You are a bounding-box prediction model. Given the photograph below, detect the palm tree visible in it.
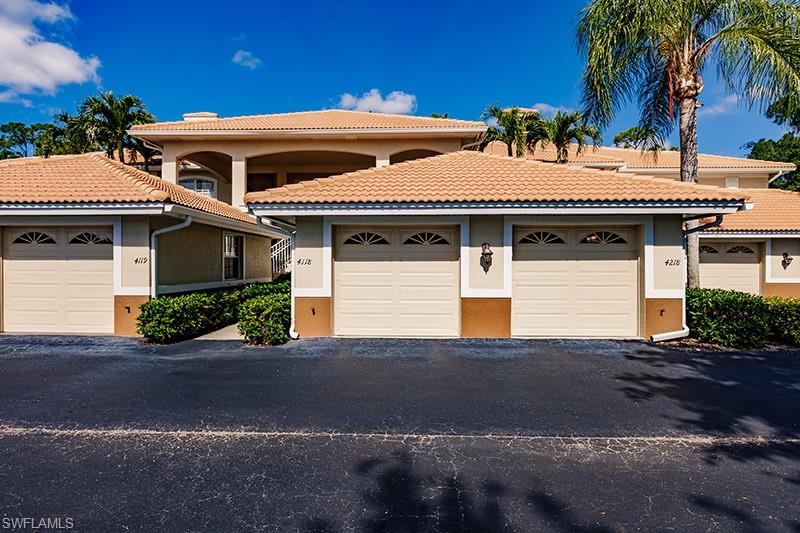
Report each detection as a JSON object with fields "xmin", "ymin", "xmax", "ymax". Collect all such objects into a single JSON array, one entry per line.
[
  {"xmin": 577, "ymin": 0, "xmax": 800, "ymax": 287},
  {"xmin": 531, "ymin": 111, "xmax": 602, "ymax": 163},
  {"xmin": 479, "ymin": 105, "xmax": 543, "ymax": 157},
  {"xmin": 79, "ymin": 91, "xmax": 154, "ymax": 163}
]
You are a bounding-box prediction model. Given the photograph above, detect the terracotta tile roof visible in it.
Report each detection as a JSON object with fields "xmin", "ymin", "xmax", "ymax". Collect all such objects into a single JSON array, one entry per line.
[
  {"xmin": 482, "ymin": 141, "xmax": 625, "ymax": 164},
  {"xmin": 707, "ymin": 188, "xmax": 800, "ymax": 232},
  {"xmin": 131, "ymin": 109, "xmax": 487, "ymax": 132},
  {"xmin": 245, "ymin": 150, "xmax": 748, "ymax": 205},
  {"xmin": 581, "ymin": 146, "xmax": 795, "ymax": 170},
  {"xmin": 0, "ymin": 153, "xmax": 254, "ymax": 223},
  {"xmin": 484, "ymin": 141, "xmax": 794, "ymax": 170}
]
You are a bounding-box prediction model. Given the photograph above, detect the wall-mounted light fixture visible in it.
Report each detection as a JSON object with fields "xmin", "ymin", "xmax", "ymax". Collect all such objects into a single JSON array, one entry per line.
[
  {"xmin": 480, "ymin": 242, "xmax": 493, "ymax": 272},
  {"xmin": 782, "ymin": 252, "xmax": 794, "ymax": 270}
]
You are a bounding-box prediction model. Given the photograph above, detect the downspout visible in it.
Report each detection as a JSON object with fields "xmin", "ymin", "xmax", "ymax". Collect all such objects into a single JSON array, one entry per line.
[
  {"xmin": 150, "ymin": 215, "xmax": 192, "ymax": 298},
  {"xmin": 651, "ymin": 215, "xmax": 725, "ymax": 342},
  {"xmin": 256, "ymin": 216, "xmax": 299, "ymax": 340}
]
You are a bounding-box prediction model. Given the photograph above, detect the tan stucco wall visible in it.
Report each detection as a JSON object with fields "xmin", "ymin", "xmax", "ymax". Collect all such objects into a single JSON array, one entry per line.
[
  {"xmin": 468, "ymin": 215, "xmax": 504, "ymax": 290},
  {"xmin": 294, "ymin": 216, "xmax": 324, "ymax": 290},
  {"xmin": 296, "ymin": 297, "xmax": 331, "ymax": 336},
  {"xmin": 461, "ymin": 298, "xmax": 510, "ymax": 337},
  {"xmin": 767, "ymin": 238, "xmax": 800, "ymax": 281},
  {"xmin": 764, "ymin": 283, "xmax": 800, "ymax": 298},
  {"xmin": 245, "ymin": 234, "xmax": 271, "ymax": 279},
  {"xmin": 120, "ymin": 216, "xmax": 150, "ymax": 289},
  {"xmin": 155, "ymin": 220, "xmax": 223, "ymax": 285},
  {"xmin": 628, "ymin": 171, "xmax": 773, "ymax": 189},
  {"xmin": 645, "ymin": 298, "xmax": 683, "ymax": 338},
  {"xmin": 115, "ymin": 295, "xmax": 149, "ymax": 336},
  {"xmin": 652, "ymin": 215, "xmax": 685, "ymax": 291}
]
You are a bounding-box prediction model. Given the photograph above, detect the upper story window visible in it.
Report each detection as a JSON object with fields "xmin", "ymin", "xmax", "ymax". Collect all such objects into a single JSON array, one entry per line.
[
  {"xmin": 725, "ymin": 177, "xmax": 740, "ymax": 189},
  {"xmin": 223, "ymin": 234, "xmax": 244, "ymax": 280},
  {"xmin": 179, "ymin": 177, "xmax": 217, "ymax": 199}
]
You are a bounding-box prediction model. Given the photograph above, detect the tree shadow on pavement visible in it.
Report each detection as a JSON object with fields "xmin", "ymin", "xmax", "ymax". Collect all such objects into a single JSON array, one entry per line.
[
  {"xmin": 304, "ymin": 450, "xmax": 617, "ymax": 533},
  {"xmin": 617, "ymin": 346, "xmax": 800, "ymax": 454}
]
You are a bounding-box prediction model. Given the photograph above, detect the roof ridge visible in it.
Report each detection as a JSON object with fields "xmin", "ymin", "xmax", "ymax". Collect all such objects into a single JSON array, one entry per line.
[{"xmin": 133, "ymin": 109, "xmax": 485, "ymax": 130}]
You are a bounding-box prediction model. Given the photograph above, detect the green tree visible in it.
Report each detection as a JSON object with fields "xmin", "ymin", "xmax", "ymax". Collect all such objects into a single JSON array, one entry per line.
[
  {"xmin": 430, "ymin": 112, "xmax": 449, "ymax": 118},
  {"xmin": 479, "ymin": 105, "xmax": 543, "ymax": 157},
  {"xmin": 765, "ymin": 94, "xmax": 800, "ymax": 132},
  {"xmin": 34, "ymin": 112, "xmax": 100, "ymax": 157},
  {"xmin": 531, "ymin": 111, "xmax": 602, "ymax": 163},
  {"xmin": 745, "ymin": 133, "xmax": 800, "ymax": 190},
  {"xmin": 613, "ymin": 126, "xmax": 663, "ymax": 149},
  {"xmin": 577, "ymin": 0, "xmax": 800, "ymax": 287},
  {"xmin": 0, "ymin": 122, "xmax": 48, "ymax": 158},
  {"xmin": 79, "ymin": 91, "xmax": 154, "ymax": 163}
]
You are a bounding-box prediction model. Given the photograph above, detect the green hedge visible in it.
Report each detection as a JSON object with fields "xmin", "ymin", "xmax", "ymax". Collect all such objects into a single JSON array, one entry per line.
[
  {"xmin": 765, "ymin": 296, "xmax": 800, "ymax": 346},
  {"xmin": 238, "ymin": 293, "xmax": 292, "ymax": 345},
  {"xmin": 137, "ymin": 280, "xmax": 289, "ymax": 344},
  {"xmin": 686, "ymin": 287, "xmax": 771, "ymax": 349}
]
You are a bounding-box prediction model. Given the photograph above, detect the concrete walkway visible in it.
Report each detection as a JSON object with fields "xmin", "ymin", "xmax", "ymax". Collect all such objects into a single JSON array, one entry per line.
[{"xmin": 195, "ymin": 324, "xmax": 243, "ymax": 341}]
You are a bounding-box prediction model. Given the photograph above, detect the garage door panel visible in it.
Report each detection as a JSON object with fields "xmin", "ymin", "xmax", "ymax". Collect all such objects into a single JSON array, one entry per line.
[
  {"xmin": 513, "ymin": 227, "xmax": 639, "ymax": 338},
  {"xmin": 334, "ymin": 226, "xmax": 459, "ymax": 337},
  {"xmin": 4, "ymin": 227, "xmax": 113, "ymax": 334},
  {"xmin": 700, "ymin": 242, "xmax": 760, "ymax": 295}
]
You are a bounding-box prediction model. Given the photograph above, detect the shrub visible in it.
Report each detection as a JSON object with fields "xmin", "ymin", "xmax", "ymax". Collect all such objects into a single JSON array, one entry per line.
[
  {"xmin": 137, "ymin": 280, "xmax": 285, "ymax": 343},
  {"xmin": 238, "ymin": 293, "xmax": 291, "ymax": 345},
  {"xmin": 240, "ymin": 278, "xmax": 290, "ymax": 299},
  {"xmin": 686, "ymin": 287, "xmax": 770, "ymax": 349},
  {"xmin": 137, "ymin": 289, "xmax": 240, "ymax": 343},
  {"xmin": 765, "ymin": 296, "xmax": 800, "ymax": 346}
]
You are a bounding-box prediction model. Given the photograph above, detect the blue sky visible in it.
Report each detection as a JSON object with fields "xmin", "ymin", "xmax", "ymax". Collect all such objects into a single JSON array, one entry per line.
[{"xmin": 0, "ymin": 0, "xmax": 789, "ymax": 156}]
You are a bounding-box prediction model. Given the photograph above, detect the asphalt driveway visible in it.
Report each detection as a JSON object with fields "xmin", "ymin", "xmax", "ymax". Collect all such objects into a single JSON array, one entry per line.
[{"xmin": 0, "ymin": 336, "xmax": 799, "ymax": 531}]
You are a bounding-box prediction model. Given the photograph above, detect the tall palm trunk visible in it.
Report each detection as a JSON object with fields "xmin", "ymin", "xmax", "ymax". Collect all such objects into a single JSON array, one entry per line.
[
  {"xmin": 117, "ymin": 139, "xmax": 125, "ymax": 164},
  {"xmin": 679, "ymin": 96, "xmax": 701, "ymax": 287}
]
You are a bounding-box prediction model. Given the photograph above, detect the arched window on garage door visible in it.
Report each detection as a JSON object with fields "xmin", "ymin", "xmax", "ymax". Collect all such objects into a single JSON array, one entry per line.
[
  {"xmin": 579, "ymin": 231, "xmax": 627, "ymax": 245},
  {"xmin": 13, "ymin": 231, "xmax": 56, "ymax": 244},
  {"xmin": 727, "ymin": 245, "xmax": 755, "ymax": 254},
  {"xmin": 700, "ymin": 245, "xmax": 720, "ymax": 254},
  {"xmin": 343, "ymin": 232, "xmax": 390, "ymax": 246},
  {"xmin": 69, "ymin": 232, "xmax": 112, "ymax": 245},
  {"xmin": 519, "ymin": 231, "xmax": 566, "ymax": 245},
  {"xmin": 403, "ymin": 232, "xmax": 451, "ymax": 245}
]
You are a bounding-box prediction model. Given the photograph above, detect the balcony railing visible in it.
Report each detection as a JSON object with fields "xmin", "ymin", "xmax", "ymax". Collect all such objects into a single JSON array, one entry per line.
[{"xmin": 271, "ymin": 238, "xmax": 292, "ymax": 275}]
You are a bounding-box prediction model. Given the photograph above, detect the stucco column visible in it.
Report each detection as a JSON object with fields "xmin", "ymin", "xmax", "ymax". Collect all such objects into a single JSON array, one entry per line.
[
  {"xmin": 161, "ymin": 146, "xmax": 179, "ymax": 183},
  {"xmin": 232, "ymin": 154, "xmax": 247, "ymax": 209},
  {"xmin": 375, "ymin": 149, "xmax": 391, "ymax": 167}
]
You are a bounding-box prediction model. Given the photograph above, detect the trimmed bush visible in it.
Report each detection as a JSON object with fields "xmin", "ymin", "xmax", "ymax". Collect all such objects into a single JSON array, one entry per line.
[
  {"xmin": 137, "ymin": 280, "xmax": 283, "ymax": 343},
  {"xmin": 240, "ymin": 277, "xmax": 290, "ymax": 299},
  {"xmin": 765, "ymin": 296, "xmax": 800, "ymax": 346},
  {"xmin": 686, "ymin": 287, "xmax": 770, "ymax": 349},
  {"xmin": 238, "ymin": 293, "xmax": 291, "ymax": 345}
]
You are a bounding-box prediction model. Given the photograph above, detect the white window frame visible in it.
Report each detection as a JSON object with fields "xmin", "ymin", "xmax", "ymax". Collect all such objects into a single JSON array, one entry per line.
[
  {"xmin": 179, "ymin": 176, "xmax": 218, "ymax": 199},
  {"xmin": 222, "ymin": 232, "xmax": 245, "ymax": 281},
  {"xmin": 725, "ymin": 177, "xmax": 740, "ymax": 189}
]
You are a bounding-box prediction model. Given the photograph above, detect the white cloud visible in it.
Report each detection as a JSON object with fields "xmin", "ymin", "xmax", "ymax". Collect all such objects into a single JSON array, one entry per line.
[
  {"xmin": 0, "ymin": 0, "xmax": 100, "ymax": 102},
  {"xmin": 232, "ymin": 50, "xmax": 262, "ymax": 69},
  {"xmin": 532, "ymin": 102, "xmax": 574, "ymax": 116},
  {"xmin": 338, "ymin": 89, "xmax": 417, "ymax": 114},
  {"xmin": 698, "ymin": 95, "xmax": 739, "ymax": 117}
]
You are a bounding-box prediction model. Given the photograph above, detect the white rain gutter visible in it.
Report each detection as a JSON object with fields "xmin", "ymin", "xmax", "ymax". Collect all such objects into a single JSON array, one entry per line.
[
  {"xmin": 256, "ymin": 216, "xmax": 299, "ymax": 340},
  {"xmin": 651, "ymin": 326, "xmax": 690, "ymax": 342},
  {"xmin": 150, "ymin": 215, "xmax": 192, "ymax": 298}
]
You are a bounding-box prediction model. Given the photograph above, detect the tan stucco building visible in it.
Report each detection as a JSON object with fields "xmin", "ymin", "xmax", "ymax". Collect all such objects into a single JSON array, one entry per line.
[{"xmin": 0, "ymin": 109, "xmax": 793, "ymax": 340}]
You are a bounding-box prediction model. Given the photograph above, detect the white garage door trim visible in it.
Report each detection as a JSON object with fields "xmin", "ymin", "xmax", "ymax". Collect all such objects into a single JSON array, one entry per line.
[
  {"xmin": 512, "ymin": 227, "xmax": 640, "ymax": 338},
  {"xmin": 333, "ymin": 225, "xmax": 460, "ymax": 337},
  {"xmin": 699, "ymin": 242, "xmax": 761, "ymax": 295},
  {"xmin": 3, "ymin": 226, "xmax": 114, "ymax": 334}
]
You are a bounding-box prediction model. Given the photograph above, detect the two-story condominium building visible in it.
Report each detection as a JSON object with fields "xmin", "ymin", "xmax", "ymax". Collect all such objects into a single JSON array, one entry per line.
[{"xmin": 0, "ymin": 109, "xmax": 794, "ymax": 340}]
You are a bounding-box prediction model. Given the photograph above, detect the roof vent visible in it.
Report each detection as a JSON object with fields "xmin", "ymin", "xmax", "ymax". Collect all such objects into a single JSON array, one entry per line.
[{"xmin": 182, "ymin": 111, "xmax": 219, "ymax": 122}]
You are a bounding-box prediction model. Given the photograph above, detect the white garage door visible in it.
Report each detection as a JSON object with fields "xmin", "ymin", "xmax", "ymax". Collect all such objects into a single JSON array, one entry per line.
[
  {"xmin": 512, "ymin": 227, "xmax": 639, "ymax": 338},
  {"xmin": 3, "ymin": 227, "xmax": 114, "ymax": 334},
  {"xmin": 700, "ymin": 242, "xmax": 761, "ymax": 295},
  {"xmin": 334, "ymin": 226, "xmax": 460, "ymax": 337}
]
